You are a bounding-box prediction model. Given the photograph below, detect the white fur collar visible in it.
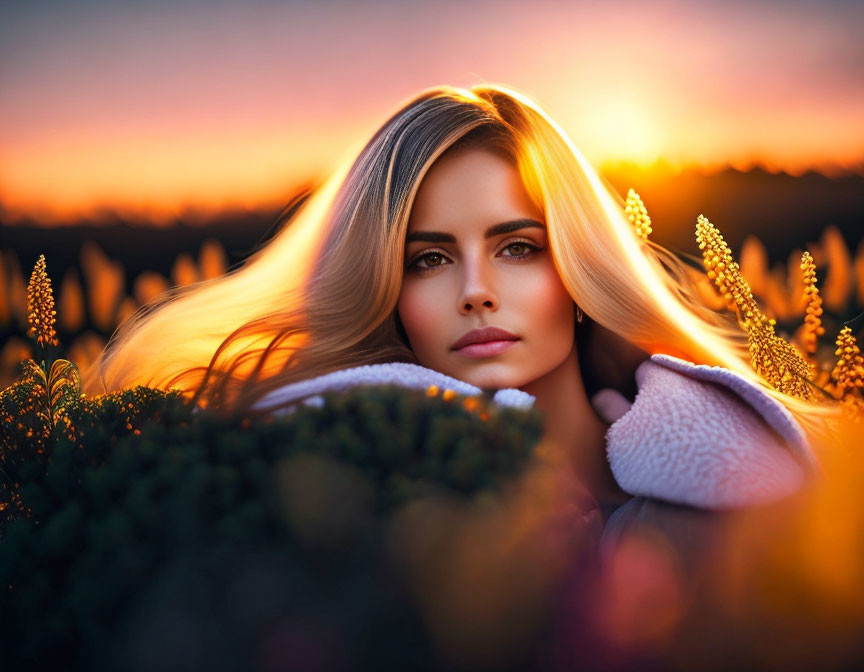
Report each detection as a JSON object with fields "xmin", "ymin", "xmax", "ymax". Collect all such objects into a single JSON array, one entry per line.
[
  {"xmin": 602, "ymin": 354, "xmax": 818, "ymax": 510},
  {"xmin": 250, "ymin": 355, "xmax": 817, "ymax": 510}
]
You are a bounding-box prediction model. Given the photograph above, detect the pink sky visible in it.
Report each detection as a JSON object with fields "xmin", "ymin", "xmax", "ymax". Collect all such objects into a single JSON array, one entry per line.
[{"xmin": 1, "ymin": 0, "xmax": 862, "ymax": 223}]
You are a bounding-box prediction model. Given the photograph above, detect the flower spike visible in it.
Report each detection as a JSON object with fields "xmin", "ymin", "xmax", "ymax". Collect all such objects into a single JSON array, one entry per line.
[
  {"xmin": 800, "ymin": 251, "xmax": 825, "ymax": 357},
  {"xmin": 695, "ymin": 215, "xmax": 815, "ymax": 401},
  {"xmin": 625, "ymin": 188, "xmax": 652, "ymax": 241},
  {"xmin": 26, "ymin": 254, "xmax": 59, "ymax": 349}
]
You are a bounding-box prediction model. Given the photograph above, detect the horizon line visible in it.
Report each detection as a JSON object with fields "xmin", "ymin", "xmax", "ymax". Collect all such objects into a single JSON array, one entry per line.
[{"xmin": 2, "ymin": 158, "xmax": 863, "ymax": 228}]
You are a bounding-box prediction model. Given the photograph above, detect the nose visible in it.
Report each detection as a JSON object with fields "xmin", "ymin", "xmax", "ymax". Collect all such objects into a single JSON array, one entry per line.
[{"xmin": 457, "ymin": 255, "xmax": 499, "ymax": 315}]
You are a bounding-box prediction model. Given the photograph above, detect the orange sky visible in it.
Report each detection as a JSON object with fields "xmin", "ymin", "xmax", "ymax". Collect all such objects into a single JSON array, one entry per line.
[{"xmin": 1, "ymin": 0, "xmax": 863, "ymax": 224}]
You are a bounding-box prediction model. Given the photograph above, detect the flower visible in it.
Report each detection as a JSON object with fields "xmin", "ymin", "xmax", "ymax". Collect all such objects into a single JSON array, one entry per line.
[
  {"xmin": 800, "ymin": 251, "xmax": 826, "ymax": 357},
  {"xmin": 625, "ymin": 188, "xmax": 652, "ymax": 241},
  {"xmin": 831, "ymin": 326, "xmax": 864, "ymax": 398},
  {"xmin": 26, "ymin": 254, "xmax": 59, "ymax": 349},
  {"xmin": 696, "ymin": 215, "xmax": 815, "ymax": 401}
]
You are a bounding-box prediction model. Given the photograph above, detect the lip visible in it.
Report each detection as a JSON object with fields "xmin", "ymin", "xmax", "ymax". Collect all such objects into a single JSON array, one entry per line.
[
  {"xmin": 451, "ymin": 326, "xmax": 520, "ymax": 354},
  {"xmin": 454, "ymin": 339, "xmax": 519, "ymax": 358}
]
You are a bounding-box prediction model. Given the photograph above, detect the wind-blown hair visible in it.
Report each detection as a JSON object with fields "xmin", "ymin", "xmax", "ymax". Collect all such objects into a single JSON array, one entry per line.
[{"xmin": 81, "ymin": 83, "xmax": 844, "ymax": 445}]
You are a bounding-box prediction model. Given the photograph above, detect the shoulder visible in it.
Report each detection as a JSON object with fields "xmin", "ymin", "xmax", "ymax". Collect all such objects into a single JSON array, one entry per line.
[
  {"xmin": 250, "ymin": 361, "xmax": 535, "ymax": 414},
  {"xmin": 605, "ymin": 354, "xmax": 819, "ymax": 510}
]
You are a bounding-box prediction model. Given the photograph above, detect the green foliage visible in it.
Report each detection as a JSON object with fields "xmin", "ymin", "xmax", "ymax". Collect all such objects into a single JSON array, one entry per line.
[
  {"xmin": 0, "ymin": 379, "xmax": 543, "ymax": 671},
  {"xmin": 0, "ymin": 367, "xmax": 190, "ymax": 526}
]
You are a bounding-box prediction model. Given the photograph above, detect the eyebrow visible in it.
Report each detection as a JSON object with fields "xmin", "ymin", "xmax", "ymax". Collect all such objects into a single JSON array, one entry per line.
[{"xmin": 404, "ymin": 218, "xmax": 546, "ymax": 244}]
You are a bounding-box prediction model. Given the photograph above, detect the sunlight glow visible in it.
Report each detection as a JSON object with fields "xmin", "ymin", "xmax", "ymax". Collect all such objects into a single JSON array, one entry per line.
[{"xmin": 580, "ymin": 96, "xmax": 664, "ymax": 168}]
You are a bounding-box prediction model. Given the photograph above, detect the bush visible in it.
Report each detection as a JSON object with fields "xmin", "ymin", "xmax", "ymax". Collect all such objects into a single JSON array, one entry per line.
[{"xmin": 0, "ymin": 381, "xmax": 544, "ymax": 671}]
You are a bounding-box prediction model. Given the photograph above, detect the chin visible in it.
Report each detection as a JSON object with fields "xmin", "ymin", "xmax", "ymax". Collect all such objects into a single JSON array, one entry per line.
[{"xmin": 450, "ymin": 363, "xmax": 530, "ymax": 391}]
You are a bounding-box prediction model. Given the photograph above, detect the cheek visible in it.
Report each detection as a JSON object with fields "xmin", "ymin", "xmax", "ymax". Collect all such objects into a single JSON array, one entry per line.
[
  {"xmin": 397, "ymin": 280, "xmax": 443, "ymax": 355},
  {"xmin": 513, "ymin": 263, "xmax": 574, "ymax": 344}
]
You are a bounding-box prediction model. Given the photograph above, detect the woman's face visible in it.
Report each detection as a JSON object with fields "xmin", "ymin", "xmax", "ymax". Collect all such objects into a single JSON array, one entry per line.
[{"xmin": 396, "ymin": 145, "xmax": 576, "ymax": 390}]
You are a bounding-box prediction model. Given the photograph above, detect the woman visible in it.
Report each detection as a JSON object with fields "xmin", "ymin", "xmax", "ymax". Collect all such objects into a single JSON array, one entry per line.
[
  {"xmin": 393, "ymin": 130, "xmax": 634, "ymax": 508},
  {"xmin": 82, "ymin": 83, "xmax": 839, "ymax": 516}
]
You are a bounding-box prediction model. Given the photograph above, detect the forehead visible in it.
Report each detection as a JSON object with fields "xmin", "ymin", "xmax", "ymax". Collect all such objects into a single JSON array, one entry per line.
[{"xmin": 407, "ymin": 147, "xmax": 542, "ymax": 233}]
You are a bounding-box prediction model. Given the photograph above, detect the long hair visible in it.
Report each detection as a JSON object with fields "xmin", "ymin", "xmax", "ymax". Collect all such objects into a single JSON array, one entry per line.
[{"xmin": 81, "ymin": 83, "xmax": 845, "ymax": 446}]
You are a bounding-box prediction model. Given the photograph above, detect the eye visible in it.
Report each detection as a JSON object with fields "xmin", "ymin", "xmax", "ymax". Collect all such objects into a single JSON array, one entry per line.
[
  {"xmin": 407, "ymin": 250, "xmax": 451, "ymax": 273},
  {"xmin": 406, "ymin": 239, "xmax": 544, "ymax": 274},
  {"xmin": 499, "ymin": 240, "xmax": 543, "ymax": 259}
]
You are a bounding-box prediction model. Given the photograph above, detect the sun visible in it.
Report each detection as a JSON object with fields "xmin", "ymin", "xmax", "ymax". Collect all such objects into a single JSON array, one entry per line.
[{"xmin": 577, "ymin": 95, "xmax": 664, "ymax": 168}]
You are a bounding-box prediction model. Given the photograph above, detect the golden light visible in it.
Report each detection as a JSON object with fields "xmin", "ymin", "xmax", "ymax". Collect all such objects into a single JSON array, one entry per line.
[{"xmin": 578, "ymin": 94, "xmax": 664, "ymax": 168}]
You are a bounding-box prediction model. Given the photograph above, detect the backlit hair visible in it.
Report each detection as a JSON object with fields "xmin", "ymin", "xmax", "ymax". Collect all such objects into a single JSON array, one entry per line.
[{"xmin": 81, "ymin": 83, "xmax": 846, "ymax": 445}]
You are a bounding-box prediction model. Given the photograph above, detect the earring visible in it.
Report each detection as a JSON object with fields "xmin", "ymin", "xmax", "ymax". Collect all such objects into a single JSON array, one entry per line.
[{"xmin": 575, "ymin": 304, "xmax": 584, "ymax": 324}]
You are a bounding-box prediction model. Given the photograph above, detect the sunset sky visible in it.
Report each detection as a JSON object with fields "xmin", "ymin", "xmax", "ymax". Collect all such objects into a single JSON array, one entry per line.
[{"xmin": 1, "ymin": 0, "xmax": 862, "ymax": 223}]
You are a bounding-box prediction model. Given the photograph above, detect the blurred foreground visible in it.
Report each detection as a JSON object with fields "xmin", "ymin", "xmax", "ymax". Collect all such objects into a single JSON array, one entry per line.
[{"xmin": 1, "ymin": 371, "xmax": 863, "ymax": 671}]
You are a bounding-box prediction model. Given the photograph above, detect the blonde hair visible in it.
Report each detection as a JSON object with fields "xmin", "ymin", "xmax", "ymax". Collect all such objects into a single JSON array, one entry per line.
[{"xmin": 81, "ymin": 83, "xmax": 846, "ymax": 446}]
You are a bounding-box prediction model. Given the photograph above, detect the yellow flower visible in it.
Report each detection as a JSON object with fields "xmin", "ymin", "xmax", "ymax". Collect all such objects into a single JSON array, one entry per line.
[
  {"xmin": 695, "ymin": 215, "xmax": 815, "ymax": 401},
  {"xmin": 799, "ymin": 251, "xmax": 825, "ymax": 357},
  {"xmin": 831, "ymin": 326, "xmax": 864, "ymax": 398},
  {"xmin": 26, "ymin": 254, "xmax": 59, "ymax": 349},
  {"xmin": 625, "ymin": 188, "xmax": 652, "ymax": 241}
]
